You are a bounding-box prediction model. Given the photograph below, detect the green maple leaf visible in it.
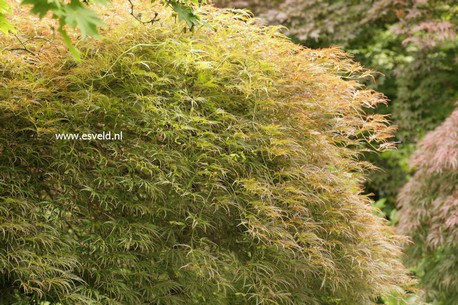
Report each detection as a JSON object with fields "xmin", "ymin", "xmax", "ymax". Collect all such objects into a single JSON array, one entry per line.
[
  {"xmin": 64, "ymin": 2, "xmax": 103, "ymax": 37},
  {"xmin": 22, "ymin": 0, "xmax": 102, "ymax": 37},
  {"xmin": 21, "ymin": 0, "xmax": 61, "ymax": 19},
  {"xmin": 171, "ymin": 2, "xmax": 200, "ymax": 29}
]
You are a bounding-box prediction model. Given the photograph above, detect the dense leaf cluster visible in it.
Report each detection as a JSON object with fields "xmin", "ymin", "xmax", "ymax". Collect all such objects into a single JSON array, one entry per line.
[
  {"xmin": 214, "ymin": 0, "xmax": 457, "ymax": 222},
  {"xmin": 212, "ymin": 1, "xmax": 458, "ymax": 303},
  {"xmin": 389, "ymin": 0, "xmax": 458, "ymax": 141},
  {"xmin": 398, "ymin": 110, "xmax": 458, "ymax": 305},
  {"xmin": 214, "ymin": 0, "xmax": 394, "ymax": 47},
  {"xmin": 0, "ymin": 1, "xmax": 411, "ymax": 304}
]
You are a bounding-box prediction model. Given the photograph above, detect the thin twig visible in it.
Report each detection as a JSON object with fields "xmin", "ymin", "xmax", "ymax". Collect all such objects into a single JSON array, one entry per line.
[
  {"xmin": 127, "ymin": 0, "xmax": 160, "ymax": 25},
  {"xmin": 26, "ymin": 36, "xmax": 62, "ymax": 55},
  {"xmin": 11, "ymin": 33, "xmax": 37, "ymax": 56}
]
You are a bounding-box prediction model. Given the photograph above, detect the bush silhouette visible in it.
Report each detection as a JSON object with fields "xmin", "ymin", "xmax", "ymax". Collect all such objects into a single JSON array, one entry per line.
[{"xmin": 0, "ymin": 1, "xmax": 410, "ymax": 304}]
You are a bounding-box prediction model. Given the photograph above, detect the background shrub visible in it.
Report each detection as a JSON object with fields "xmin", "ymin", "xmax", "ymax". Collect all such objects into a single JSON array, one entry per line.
[
  {"xmin": 398, "ymin": 109, "xmax": 458, "ymax": 305},
  {"xmin": 0, "ymin": 1, "xmax": 410, "ymax": 304}
]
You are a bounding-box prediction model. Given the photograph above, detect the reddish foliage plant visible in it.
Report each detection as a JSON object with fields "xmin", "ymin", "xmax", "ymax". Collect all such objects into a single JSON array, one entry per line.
[{"xmin": 398, "ymin": 109, "xmax": 458, "ymax": 305}]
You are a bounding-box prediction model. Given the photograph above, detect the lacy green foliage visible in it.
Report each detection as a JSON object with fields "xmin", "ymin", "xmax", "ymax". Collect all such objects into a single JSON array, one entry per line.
[
  {"xmin": 218, "ymin": 0, "xmax": 458, "ymax": 135},
  {"xmin": 398, "ymin": 110, "xmax": 458, "ymax": 305},
  {"xmin": 0, "ymin": 2, "xmax": 411, "ymax": 304},
  {"xmin": 214, "ymin": 0, "xmax": 458, "ymax": 146},
  {"xmin": 218, "ymin": 0, "xmax": 457, "ymax": 228},
  {"xmin": 214, "ymin": 3, "xmax": 458, "ymax": 302}
]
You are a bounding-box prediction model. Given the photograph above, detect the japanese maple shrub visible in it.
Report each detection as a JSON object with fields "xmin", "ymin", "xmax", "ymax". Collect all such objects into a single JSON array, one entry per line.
[
  {"xmin": 398, "ymin": 109, "xmax": 458, "ymax": 305},
  {"xmin": 0, "ymin": 1, "xmax": 410, "ymax": 304}
]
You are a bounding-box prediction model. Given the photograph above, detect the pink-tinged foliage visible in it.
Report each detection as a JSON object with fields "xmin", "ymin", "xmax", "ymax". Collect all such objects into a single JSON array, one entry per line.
[
  {"xmin": 216, "ymin": 0, "xmax": 457, "ymax": 48},
  {"xmin": 410, "ymin": 110, "xmax": 458, "ymax": 173},
  {"xmin": 214, "ymin": 0, "xmax": 392, "ymax": 45},
  {"xmin": 392, "ymin": 0, "xmax": 457, "ymax": 48},
  {"xmin": 398, "ymin": 109, "xmax": 458, "ymax": 304}
]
